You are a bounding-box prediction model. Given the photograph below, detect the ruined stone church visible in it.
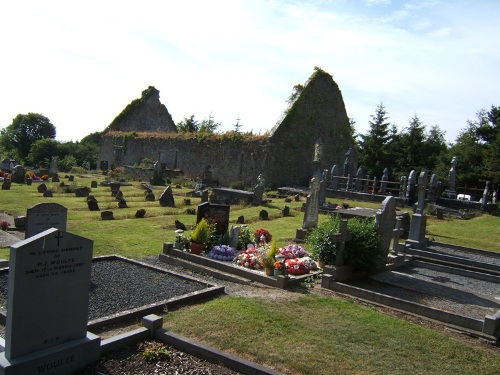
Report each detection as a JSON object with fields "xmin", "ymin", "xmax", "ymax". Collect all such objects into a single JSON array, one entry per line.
[{"xmin": 98, "ymin": 68, "xmax": 356, "ymax": 188}]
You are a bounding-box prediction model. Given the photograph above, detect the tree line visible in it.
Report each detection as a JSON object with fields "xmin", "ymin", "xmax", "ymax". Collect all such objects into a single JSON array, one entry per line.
[
  {"xmin": 355, "ymin": 104, "xmax": 500, "ymax": 188},
  {"xmin": 1, "ymin": 105, "xmax": 499, "ymax": 189}
]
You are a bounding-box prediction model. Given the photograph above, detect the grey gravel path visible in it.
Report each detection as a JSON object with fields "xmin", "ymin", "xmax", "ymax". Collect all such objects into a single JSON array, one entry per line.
[{"xmin": 428, "ymin": 244, "xmax": 500, "ymax": 266}]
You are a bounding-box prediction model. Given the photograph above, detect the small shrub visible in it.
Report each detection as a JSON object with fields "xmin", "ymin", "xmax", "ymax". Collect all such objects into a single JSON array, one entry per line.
[
  {"xmin": 306, "ymin": 215, "xmax": 340, "ymax": 264},
  {"xmin": 344, "ymin": 217, "xmax": 382, "ymax": 273},
  {"xmin": 138, "ymin": 341, "xmax": 171, "ymax": 361},
  {"xmin": 230, "ymin": 180, "xmax": 246, "ymax": 190}
]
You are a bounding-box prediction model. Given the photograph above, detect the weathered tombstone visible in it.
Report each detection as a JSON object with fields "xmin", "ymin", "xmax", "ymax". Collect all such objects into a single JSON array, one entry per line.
[
  {"xmin": 294, "ymin": 194, "xmax": 300, "ymax": 202},
  {"xmin": 184, "ymin": 198, "xmax": 191, "ymax": 205},
  {"xmin": 448, "ymin": 156, "xmax": 457, "ymax": 193},
  {"xmin": 51, "ymin": 175, "xmax": 60, "ymax": 183},
  {"xmin": 236, "ymin": 215, "xmax": 245, "ymax": 224},
  {"xmin": 0, "ymin": 228, "xmax": 100, "ymax": 373},
  {"xmin": 346, "ymin": 174, "xmax": 352, "ymax": 191},
  {"xmin": 406, "ymin": 170, "xmax": 417, "ymax": 205},
  {"xmin": 407, "ymin": 169, "xmax": 429, "ymax": 249},
  {"xmin": 375, "ymin": 196, "xmax": 397, "ymax": 267},
  {"xmin": 252, "ymin": 174, "xmax": 264, "ymax": 206},
  {"xmin": 355, "ymin": 167, "xmax": 363, "ymax": 191},
  {"xmin": 110, "ymin": 183, "xmax": 120, "ymax": 197},
  {"xmin": 11, "ymin": 165, "xmax": 25, "ymax": 184},
  {"xmin": 319, "ymin": 178, "xmax": 326, "ymax": 205},
  {"xmin": 481, "ymin": 181, "xmax": 491, "ymax": 207},
  {"xmin": 135, "ymin": 209, "xmax": 146, "ymax": 218},
  {"xmin": 75, "ymin": 187, "xmax": 90, "ymax": 198},
  {"xmin": 427, "ymin": 174, "xmax": 438, "ymax": 202},
  {"xmin": 302, "ymin": 177, "xmax": 320, "ymax": 230},
  {"xmin": 145, "ymin": 191, "xmax": 155, "ymax": 201},
  {"xmin": 2, "ymin": 180, "xmax": 11, "ymax": 190},
  {"xmin": 87, "ymin": 196, "xmax": 100, "ymax": 211},
  {"xmin": 101, "ymin": 211, "xmax": 114, "ymax": 220},
  {"xmin": 48, "ymin": 157, "xmax": 58, "ymax": 177},
  {"xmin": 43, "ymin": 190, "xmax": 53, "ymax": 198},
  {"xmin": 0, "ymin": 158, "xmax": 10, "ymax": 171},
  {"xmin": 90, "ymin": 181, "xmax": 98, "ymax": 188},
  {"xmin": 25, "ymin": 203, "xmax": 67, "ymax": 238},
  {"xmin": 37, "ymin": 183, "xmax": 47, "ymax": 194},
  {"xmin": 399, "ymin": 176, "xmax": 407, "ymax": 199},
  {"xmin": 330, "ymin": 165, "xmax": 339, "ymax": 189},
  {"xmin": 380, "ymin": 168, "xmax": 389, "ymax": 195},
  {"xmin": 150, "ymin": 161, "xmax": 165, "ymax": 186},
  {"xmin": 342, "ymin": 148, "xmax": 355, "ymax": 177},
  {"xmin": 200, "ymin": 189, "xmax": 209, "ymax": 203},
  {"xmin": 26, "ymin": 178, "xmax": 32, "ymax": 186},
  {"xmin": 13, "ymin": 216, "xmax": 26, "ymax": 230},
  {"xmin": 118, "ymin": 198, "xmax": 128, "ymax": 208},
  {"xmin": 159, "ymin": 186, "xmax": 175, "ymax": 207},
  {"xmin": 100, "ymin": 160, "xmax": 109, "ymax": 175},
  {"xmin": 259, "ymin": 210, "xmax": 269, "ymax": 220},
  {"xmin": 68, "ymin": 175, "xmax": 74, "ymax": 182},
  {"xmin": 282, "ymin": 205, "xmax": 290, "ymax": 217},
  {"xmin": 372, "ymin": 177, "xmax": 378, "ymax": 194},
  {"xmin": 229, "ymin": 225, "xmax": 241, "ymax": 249},
  {"xmin": 115, "ymin": 189, "xmax": 124, "ymax": 200}
]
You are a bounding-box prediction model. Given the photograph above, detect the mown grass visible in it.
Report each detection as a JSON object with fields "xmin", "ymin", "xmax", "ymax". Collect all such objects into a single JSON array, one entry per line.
[
  {"xmin": 1, "ymin": 174, "xmax": 500, "ymax": 374},
  {"xmin": 164, "ymin": 295, "xmax": 500, "ymax": 375}
]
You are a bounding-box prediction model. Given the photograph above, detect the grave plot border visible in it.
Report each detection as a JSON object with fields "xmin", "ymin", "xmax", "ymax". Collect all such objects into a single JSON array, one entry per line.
[
  {"xmin": 160, "ymin": 245, "xmax": 322, "ymax": 289},
  {"xmin": 0, "ymin": 255, "xmax": 225, "ymax": 330}
]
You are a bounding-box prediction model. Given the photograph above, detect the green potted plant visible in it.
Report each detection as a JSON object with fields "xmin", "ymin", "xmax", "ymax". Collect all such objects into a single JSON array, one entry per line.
[
  {"xmin": 305, "ymin": 215, "xmax": 340, "ymax": 267},
  {"xmin": 261, "ymin": 240, "xmax": 278, "ymax": 276},
  {"xmin": 189, "ymin": 218, "xmax": 211, "ymax": 255}
]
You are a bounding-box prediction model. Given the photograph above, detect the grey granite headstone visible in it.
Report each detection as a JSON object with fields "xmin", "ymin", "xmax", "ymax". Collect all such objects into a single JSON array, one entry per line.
[
  {"xmin": 159, "ymin": 186, "xmax": 175, "ymax": 207},
  {"xmin": 302, "ymin": 177, "xmax": 320, "ymax": 230},
  {"xmin": 0, "ymin": 228, "xmax": 100, "ymax": 373},
  {"xmin": 375, "ymin": 196, "xmax": 397, "ymax": 258},
  {"xmin": 25, "ymin": 203, "xmax": 67, "ymax": 238}
]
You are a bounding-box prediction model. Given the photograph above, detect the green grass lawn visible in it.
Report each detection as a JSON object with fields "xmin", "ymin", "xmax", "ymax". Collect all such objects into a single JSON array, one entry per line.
[{"xmin": 1, "ymin": 174, "xmax": 499, "ymax": 374}]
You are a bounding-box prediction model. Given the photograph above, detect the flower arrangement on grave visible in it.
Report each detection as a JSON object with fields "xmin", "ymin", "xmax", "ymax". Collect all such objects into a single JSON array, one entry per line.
[
  {"xmin": 237, "ymin": 225, "xmax": 253, "ymax": 250},
  {"xmin": 343, "ymin": 201, "xmax": 349, "ymax": 209},
  {"xmin": 253, "ymin": 228, "xmax": 272, "ymax": 245},
  {"xmin": 285, "ymin": 258, "xmax": 312, "ymax": 275},
  {"xmin": 41, "ymin": 174, "xmax": 49, "ymax": 181},
  {"xmin": 209, "ymin": 245, "xmax": 237, "ymax": 261},
  {"xmin": 260, "ymin": 241, "xmax": 279, "ymax": 275},
  {"xmin": 234, "ymin": 247, "xmax": 263, "ymax": 269},
  {"xmin": 279, "ymin": 244, "xmax": 309, "ymax": 259},
  {"xmin": 0, "ymin": 220, "xmax": 10, "ymax": 231},
  {"xmin": 26, "ymin": 171, "xmax": 41, "ymax": 181}
]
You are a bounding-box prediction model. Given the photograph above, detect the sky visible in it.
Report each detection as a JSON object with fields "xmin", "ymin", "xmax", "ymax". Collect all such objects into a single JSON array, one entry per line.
[{"xmin": 1, "ymin": 0, "xmax": 499, "ymax": 143}]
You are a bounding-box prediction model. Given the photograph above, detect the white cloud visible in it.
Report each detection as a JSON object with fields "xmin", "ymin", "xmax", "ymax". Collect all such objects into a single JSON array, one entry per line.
[{"xmin": 0, "ymin": 0, "xmax": 499, "ymax": 144}]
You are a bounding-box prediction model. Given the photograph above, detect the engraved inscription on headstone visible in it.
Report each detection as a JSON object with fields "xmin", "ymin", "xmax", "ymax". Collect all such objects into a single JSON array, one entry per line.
[{"xmin": 25, "ymin": 203, "xmax": 68, "ymax": 238}]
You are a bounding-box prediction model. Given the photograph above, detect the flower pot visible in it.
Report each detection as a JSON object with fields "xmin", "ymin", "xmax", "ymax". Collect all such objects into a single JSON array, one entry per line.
[
  {"xmin": 190, "ymin": 242, "xmax": 203, "ymax": 255},
  {"xmin": 264, "ymin": 266, "xmax": 274, "ymax": 276}
]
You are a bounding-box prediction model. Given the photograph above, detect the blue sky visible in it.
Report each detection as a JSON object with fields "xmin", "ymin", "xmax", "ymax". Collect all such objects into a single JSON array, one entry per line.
[{"xmin": 1, "ymin": 0, "xmax": 499, "ymax": 143}]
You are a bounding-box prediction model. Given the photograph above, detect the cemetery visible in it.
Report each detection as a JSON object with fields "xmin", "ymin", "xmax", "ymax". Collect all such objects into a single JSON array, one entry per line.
[
  {"xmin": 0, "ymin": 161, "xmax": 498, "ymax": 373},
  {"xmin": 0, "ymin": 70, "xmax": 498, "ymax": 373}
]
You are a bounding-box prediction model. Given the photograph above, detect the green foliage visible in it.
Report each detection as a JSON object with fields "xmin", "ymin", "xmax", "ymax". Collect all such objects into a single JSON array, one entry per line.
[
  {"xmin": 176, "ymin": 114, "xmax": 199, "ymax": 133},
  {"xmin": 26, "ymin": 138, "xmax": 59, "ymax": 167},
  {"xmin": 0, "ymin": 113, "xmax": 56, "ymax": 160},
  {"xmin": 80, "ymin": 131, "xmax": 103, "ymax": 145},
  {"xmin": 229, "ymin": 180, "xmax": 246, "ymax": 190},
  {"xmin": 306, "ymin": 215, "xmax": 340, "ymax": 263},
  {"xmin": 263, "ymin": 240, "xmax": 278, "ymax": 268},
  {"xmin": 237, "ymin": 226, "xmax": 253, "ymax": 250},
  {"xmin": 198, "ymin": 113, "xmax": 221, "ymax": 133},
  {"xmin": 344, "ymin": 217, "xmax": 382, "ymax": 273},
  {"xmin": 58, "ymin": 155, "xmax": 77, "ymax": 172},
  {"xmin": 138, "ymin": 341, "xmax": 171, "ymax": 361},
  {"xmin": 190, "ymin": 218, "xmax": 212, "ymax": 247},
  {"xmin": 106, "ymin": 86, "xmax": 158, "ymax": 131}
]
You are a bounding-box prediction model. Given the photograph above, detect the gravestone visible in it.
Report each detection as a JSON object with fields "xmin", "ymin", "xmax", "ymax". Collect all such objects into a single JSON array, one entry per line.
[
  {"xmin": 90, "ymin": 181, "xmax": 98, "ymax": 188},
  {"xmin": 87, "ymin": 197, "xmax": 100, "ymax": 211},
  {"xmin": 26, "ymin": 203, "xmax": 68, "ymax": 238},
  {"xmin": 236, "ymin": 215, "xmax": 245, "ymax": 224},
  {"xmin": 201, "ymin": 189, "xmax": 209, "ymax": 203},
  {"xmin": 282, "ymin": 205, "xmax": 290, "ymax": 217},
  {"xmin": 150, "ymin": 161, "xmax": 165, "ymax": 186},
  {"xmin": 448, "ymin": 156, "xmax": 457, "ymax": 193},
  {"xmin": 51, "ymin": 175, "xmax": 60, "ymax": 183},
  {"xmin": 26, "ymin": 178, "xmax": 32, "ymax": 186},
  {"xmin": 407, "ymin": 169, "xmax": 429, "ymax": 249},
  {"xmin": 355, "ymin": 167, "xmax": 363, "ymax": 191},
  {"xmin": 68, "ymin": 175, "xmax": 74, "ymax": 182},
  {"xmin": 145, "ymin": 191, "xmax": 155, "ymax": 201},
  {"xmin": 75, "ymin": 187, "xmax": 90, "ymax": 198},
  {"xmin": 319, "ymin": 178, "xmax": 326, "ymax": 205},
  {"xmin": 159, "ymin": 186, "xmax": 175, "ymax": 207},
  {"xmin": 43, "ymin": 190, "xmax": 53, "ymax": 198},
  {"xmin": 375, "ymin": 196, "xmax": 397, "ymax": 268},
  {"xmin": 302, "ymin": 177, "xmax": 320, "ymax": 230},
  {"xmin": 110, "ymin": 183, "xmax": 120, "ymax": 197},
  {"xmin": 196, "ymin": 202, "xmax": 230, "ymax": 236},
  {"xmin": 2, "ymin": 180, "xmax": 11, "ymax": 190},
  {"xmin": 11, "ymin": 165, "xmax": 25, "ymax": 184},
  {"xmin": 380, "ymin": 168, "xmax": 389, "ymax": 195},
  {"xmin": 115, "ymin": 190, "xmax": 124, "ymax": 201},
  {"xmin": 118, "ymin": 198, "xmax": 128, "ymax": 208},
  {"xmin": 259, "ymin": 210, "xmax": 269, "ymax": 220},
  {"xmin": 48, "ymin": 157, "xmax": 58, "ymax": 177},
  {"xmin": 427, "ymin": 174, "xmax": 438, "ymax": 202},
  {"xmin": 252, "ymin": 174, "xmax": 264, "ymax": 206},
  {"xmin": 343, "ymin": 148, "xmax": 355, "ymax": 177},
  {"xmin": 135, "ymin": 209, "xmax": 146, "ymax": 218},
  {"xmin": 0, "ymin": 228, "xmax": 100, "ymax": 374},
  {"xmin": 37, "ymin": 183, "xmax": 47, "ymax": 194},
  {"xmin": 406, "ymin": 170, "xmax": 417, "ymax": 205},
  {"xmin": 101, "ymin": 211, "xmax": 114, "ymax": 220},
  {"xmin": 330, "ymin": 165, "xmax": 339, "ymax": 189}
]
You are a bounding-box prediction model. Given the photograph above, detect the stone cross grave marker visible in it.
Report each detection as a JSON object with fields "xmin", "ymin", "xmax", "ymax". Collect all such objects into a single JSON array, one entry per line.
[
  {"xmin": 0, "ymin": 228, "xmax": 100, "ymax": 374},
  {"xmin": 332, "ymin": 219, "xmax": 352, "ymax": 267},
  {"xmin": 25, "ymin": 203, "xmax": 68, "ymax": 238},
  {"xmin": 302, "ymin": 177, "xmax": 320, "ymax": 230}
]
